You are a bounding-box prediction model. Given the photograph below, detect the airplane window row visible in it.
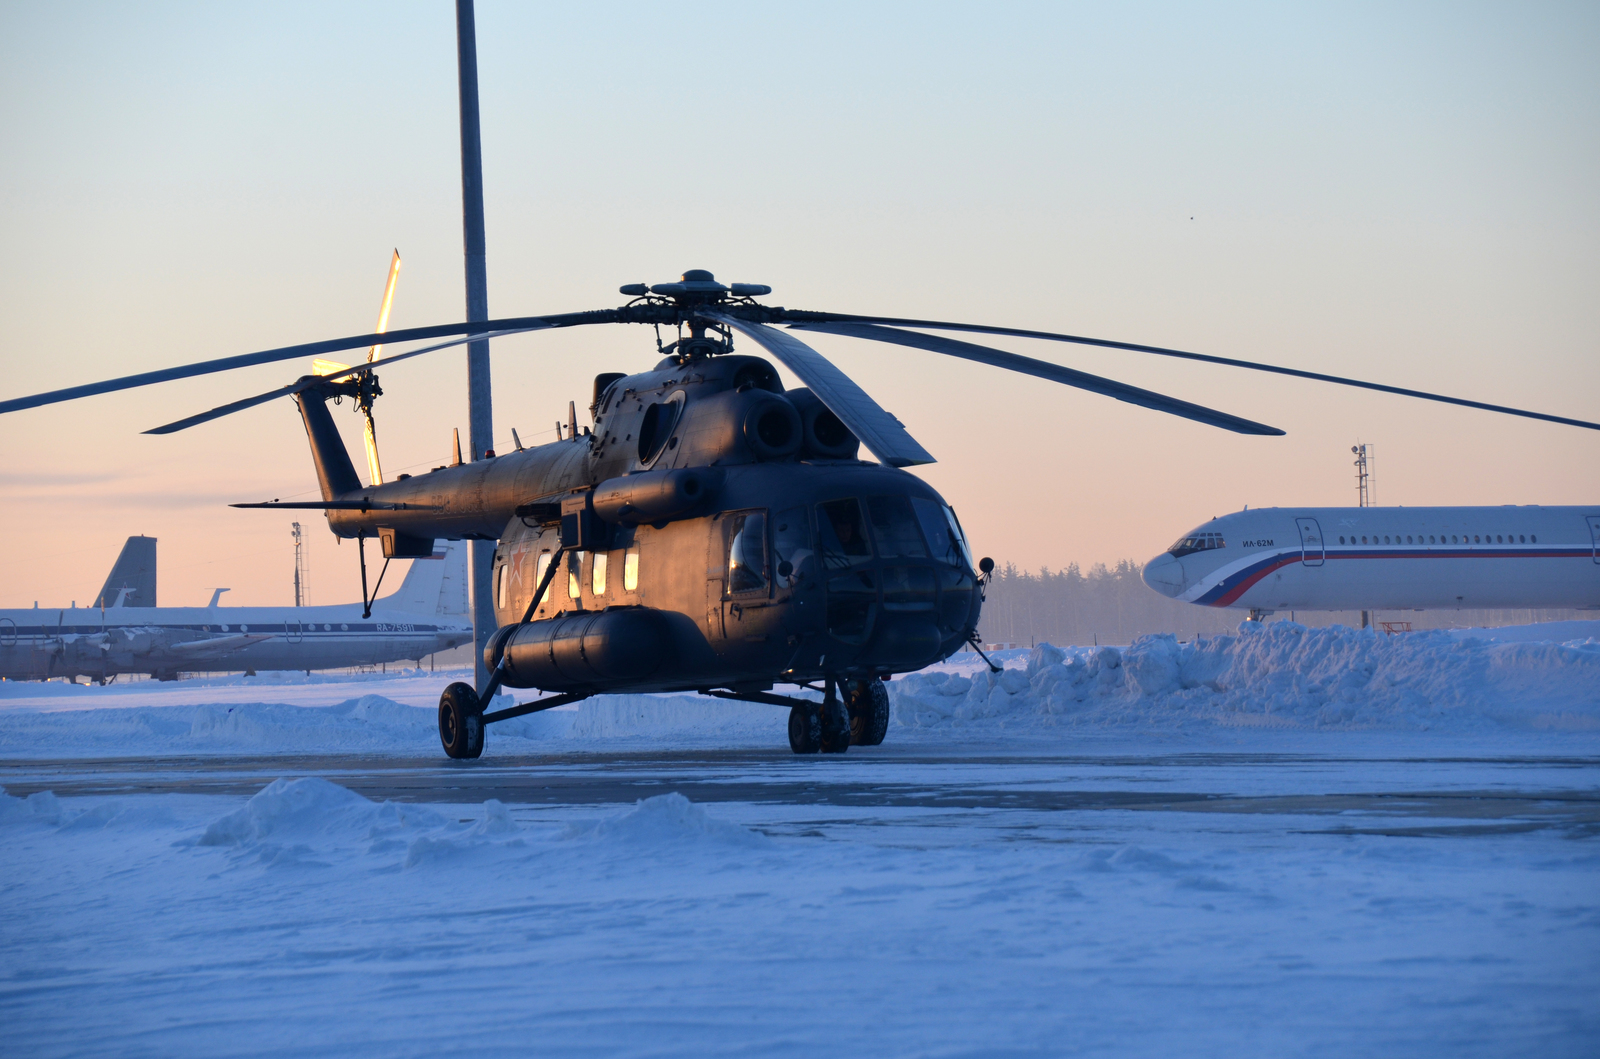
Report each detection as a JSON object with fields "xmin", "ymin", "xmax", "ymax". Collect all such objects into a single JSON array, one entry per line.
[
  {"xmin": 214, "ymin": 623, "xmax": 349, "ymax": 632},
  {"xmin": 1336, "ymin": 533, "xmax": 1536, "ymax": 546}
]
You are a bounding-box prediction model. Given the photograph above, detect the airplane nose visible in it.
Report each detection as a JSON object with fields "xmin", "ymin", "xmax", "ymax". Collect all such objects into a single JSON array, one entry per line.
[{"xmin": 1141, "ymin": 553, "xmax": 1185, "ymax": 598}]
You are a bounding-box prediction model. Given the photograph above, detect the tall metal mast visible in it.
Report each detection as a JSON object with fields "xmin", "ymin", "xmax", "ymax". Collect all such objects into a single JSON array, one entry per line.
[
  {"xmin": 455, "ymin": 0, "xmax": 496, "ymax": 692},
  {"xmin": 291, "ymin": 522, "xmax": 308, "ymax": 607}
]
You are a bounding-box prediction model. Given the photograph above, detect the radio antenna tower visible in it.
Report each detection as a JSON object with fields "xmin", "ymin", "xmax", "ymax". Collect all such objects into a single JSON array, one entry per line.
[
  {"xmin": 1352, "ymin": 443, "xmax": 1374, "ymax": 507},
  {"xmin": 291, "ymin": 522, "xmax": 310, "ymax": 607}
]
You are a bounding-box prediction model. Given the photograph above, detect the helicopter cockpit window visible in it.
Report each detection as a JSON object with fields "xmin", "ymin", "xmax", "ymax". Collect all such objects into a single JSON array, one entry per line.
[
  {"xmin": 726, "ymin": 512, "xmax": 768, "ymax": 594},
  {"xmin": 817, "ymin": 499, "xmax": 872, "ymax": 569},
  {"xmin": 911, "ymin": 497, "xmax": 972, "ymax": 571},
  {"xmin": 772, "ymin": 506, "xmax": 812, "ymax": 587},
  {"xmin": 1167, "ymin": 532, "xmax": 1225, "ymax": 558},
  {"xmin": 637, "ymin": 391, "xmax": 685, "ymax": 466},
  {"xmin": 867, "ymin": 496, "xmax": 929, "ymax": 559}
]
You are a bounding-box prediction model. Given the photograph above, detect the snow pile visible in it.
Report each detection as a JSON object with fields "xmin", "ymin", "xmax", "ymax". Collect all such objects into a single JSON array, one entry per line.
[
  {"xmin": 0, "ymin": 786, "xmax": 65, "ymax": 825},
  {"xmin": 0, "ymin": 694, "xmax": 443, "ymax": 757},
  {"xmin": 196, "ymin": 776, "xmax": 448, "ymax": 847},
  {"xmin": 566, "ymin": 792, "xmax": 769, "ymax": 849},
  {"xmin": 0, "ymin": 689, "xmax": 784, "ymax": 758},
  {"xmin": 892, "ymin": 622, "xmax": 1600, "ymax": 731},
  {"xmin": 188, "ymin": 777, "xmax": 529, "ymax": 869}
]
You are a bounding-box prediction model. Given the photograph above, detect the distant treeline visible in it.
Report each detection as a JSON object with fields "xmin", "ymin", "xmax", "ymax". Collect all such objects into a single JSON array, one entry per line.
[{"xmin": 973, "ymin": 559, "xmax": 1591, "ymax": 647}]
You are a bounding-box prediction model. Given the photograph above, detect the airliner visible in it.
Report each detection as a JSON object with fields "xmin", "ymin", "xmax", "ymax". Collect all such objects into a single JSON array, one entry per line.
[
  {"xmin": 1142, "ymin": 506, "xmax": 1600, "ymax": 614},
  {"xmin": 0, "ymin": 537, "xmax": 473, "ymax": 682}
]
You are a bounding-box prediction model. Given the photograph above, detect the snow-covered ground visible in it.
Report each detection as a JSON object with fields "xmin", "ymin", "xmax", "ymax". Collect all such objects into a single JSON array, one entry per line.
[{"xmin": 2, "ymin": 622, "xmax": 1597, "ymax": 1056}]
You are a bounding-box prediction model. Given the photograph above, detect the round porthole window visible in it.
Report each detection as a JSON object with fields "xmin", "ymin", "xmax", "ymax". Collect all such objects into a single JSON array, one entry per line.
[
  {"xmin": 341, "ymin": 623, "xmax": 349, "ymax": 631},
  {"xmin": 240, "ymin": 625, "xmax": 249, "ymax": 633}
]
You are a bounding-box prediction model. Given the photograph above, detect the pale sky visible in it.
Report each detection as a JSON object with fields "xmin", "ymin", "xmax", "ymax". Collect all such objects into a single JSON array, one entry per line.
[{"xmin": 2, "ymin": 1, "xmax": 1596, "ymax": 609}]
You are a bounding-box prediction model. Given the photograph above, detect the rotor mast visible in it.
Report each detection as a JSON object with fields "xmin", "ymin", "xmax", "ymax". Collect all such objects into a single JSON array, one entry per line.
[{"xmin": 456, "ymin": 0, "xmax": 496, "ymax": 692}]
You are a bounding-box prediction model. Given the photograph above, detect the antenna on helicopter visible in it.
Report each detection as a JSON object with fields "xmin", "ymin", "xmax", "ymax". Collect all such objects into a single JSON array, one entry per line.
[
  {"xmin": 450, "ymin": 428, "xmax": 464, "ymax": 467},
  {"xmin": 568, "ymin": 401, "xmax": 578, "ymax": 439},
  {"xmin": 511, "ymin": 427, "xmax": 525, "ymax": 452}
]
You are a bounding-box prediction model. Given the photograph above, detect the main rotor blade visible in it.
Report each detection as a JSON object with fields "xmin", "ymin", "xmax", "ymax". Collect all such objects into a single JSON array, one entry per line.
[
  {"xmin": 780, "ymin": 311, "xmax": 1600, "ymax": 432},
  {"xmin": 142, "ymin": 327, "xmax": 540, "ymax": 435},
  {"xmin": 705, "ymin": 312, "xmax": 936, "ymax": 467},
  {"xmin": 231, "ymin": 500, "xmax": 437, "ymax": 511},
  {"xmin": 0, "ymin": 309, "xmax": 622, "ymax": 417},
  {"xmin": 796, "ymin": 322, "xmax": 1285, "ymax": 436}
]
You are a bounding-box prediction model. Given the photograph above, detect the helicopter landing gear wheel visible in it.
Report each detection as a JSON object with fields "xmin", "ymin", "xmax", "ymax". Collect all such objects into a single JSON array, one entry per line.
[
  {"xmin": 818, "ymin": 682, "xmax": 851, "ymax": 754},
  {"xmin": 439, "ymin": 681, "xmax": 484, "ymax": 759},
  {"xmin": 788, "ymin": 703, "xmax": 821, "ymax": 754},
  {"xmin": 847, "ymin": 678, "xmax": 891, "ymax": 746}
]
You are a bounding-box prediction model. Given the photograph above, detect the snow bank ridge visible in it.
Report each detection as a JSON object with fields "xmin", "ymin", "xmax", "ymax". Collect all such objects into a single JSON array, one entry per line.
[
  {"xmin": 892, "ymin": 622, "xmax": 1600, "ymax": 731},
  {"xmin": 567, "ymin": 792, "xmax": 769, "ymax": 849}
]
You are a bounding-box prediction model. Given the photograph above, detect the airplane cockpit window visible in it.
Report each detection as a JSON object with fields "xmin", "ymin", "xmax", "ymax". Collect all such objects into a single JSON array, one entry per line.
[
  {"xmin": 1167, "ymin": 532, "xmax": 1225, "ymax": 558},
  {"xmin": 867, "ymin": 496, "xmax": 929, "ymax": 559},
  {"xmin": 727, "ymin": 511, "xmax": 769, "ymax": 594},
  {"xmin": 772, "ymin": 506, "xmax": 812, "ymax": 588},
  {"xmin": 818, "ymin": 499, "xmax": 872, "ymax": 569}
]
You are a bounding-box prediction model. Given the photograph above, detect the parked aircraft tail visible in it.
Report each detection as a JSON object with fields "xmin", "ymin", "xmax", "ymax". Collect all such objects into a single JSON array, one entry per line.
[
  {"xmin": 378, "ymin": 540, "xmax": 469, "ymax": 618},
  {"xmin": 93, "ymin": 535, "xmax": 157, "ymax": 608}
]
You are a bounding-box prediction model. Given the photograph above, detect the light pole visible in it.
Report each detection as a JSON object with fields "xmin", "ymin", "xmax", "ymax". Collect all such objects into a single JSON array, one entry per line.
[{"xmin": 455, "ymin": 0, "xmax": 496, "ymax": 693}]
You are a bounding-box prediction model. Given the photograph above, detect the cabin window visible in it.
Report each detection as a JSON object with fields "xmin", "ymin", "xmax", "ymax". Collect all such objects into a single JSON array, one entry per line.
[
  {"xmin": 569, "ymin": 552, "xmax": 584, "ymax": 599},
  {"xmin": 1519, "ymin": 535, "xmax": 1526, "ymax": 543},
  {"xmin": 535, "ymin": 550, "xmax": 552, "ymax": 604},
  {"xmin": 1360, "ymin": 536, "xmax": 1367, "ymax": 544},
  {"xmin": 772, "ymin": 506, "xmax": 812, "ymax": 587},
  {"xmin": 866, "ymin": 496, "xmax": 929, "ymax": 559},
  {"xmin": 624, "ymin": 546, "xmax": 640, "ymax": 591},
  {"xmin": 726, "ymin": 511, "xmax": 769, "ymax": 594},
  {"xmin": 592, "ymin": 551, "xmax": 608, "ymax": 596},
  {"xmin": 1531, "ymin": 535, "xmax": 1537, "ymax": 544},
  {"xmin": 818, "ymin": 499, "xmax": 873, "ymax": 569},
  {"xmin": 496, "ymin": 563, "xmax": 508, "ymax": 610}
]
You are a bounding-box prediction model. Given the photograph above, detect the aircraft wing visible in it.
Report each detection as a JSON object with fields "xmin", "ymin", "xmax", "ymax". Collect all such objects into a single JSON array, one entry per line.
[{"xmin": 168, "ymin": 633, "xmax": 274, "ymax": 657}]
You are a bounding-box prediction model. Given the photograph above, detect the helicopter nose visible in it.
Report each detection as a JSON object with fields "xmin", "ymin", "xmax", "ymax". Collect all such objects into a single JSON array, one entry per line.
[{"xmin": 1141, "ymin": 553, "xmax": 1186, "ymax": 598}]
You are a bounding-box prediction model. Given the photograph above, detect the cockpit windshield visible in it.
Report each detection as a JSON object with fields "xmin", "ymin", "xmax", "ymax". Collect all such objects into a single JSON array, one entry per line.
[
  {"xmin": 1167, "ymin": 532, "xmax": 1225, "ymax": 558},
  {"xmin": 818, "ymin": 498, "xmax": 873, "ymax": 569},
  {"xmin": 866, "ymin": 496, "xmax": 928, "ymax": 559},
  {"xmin": 911, "ymin": 497, "xmax": 973, "ymax": 571}
]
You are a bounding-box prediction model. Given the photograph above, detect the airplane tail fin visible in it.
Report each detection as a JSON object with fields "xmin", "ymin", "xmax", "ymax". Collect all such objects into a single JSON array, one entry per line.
[
  {"xmin": 378, "ymin": 540, "xmax": 469, "ymax": 618},
  {"xmin": 94, "ymin": 536, "xmax": 157, "ymax": 608}
]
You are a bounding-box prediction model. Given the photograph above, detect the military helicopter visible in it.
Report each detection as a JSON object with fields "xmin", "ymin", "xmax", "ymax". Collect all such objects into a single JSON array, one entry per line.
[{"xmin": 3, "ymin": 269, "xmax": 1595, "ymax": 758}]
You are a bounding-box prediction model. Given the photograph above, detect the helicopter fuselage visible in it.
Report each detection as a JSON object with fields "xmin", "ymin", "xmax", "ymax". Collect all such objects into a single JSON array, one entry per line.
[{"xmin": 294, "ymin": 349, "xmax": 983, "ymax": 696}]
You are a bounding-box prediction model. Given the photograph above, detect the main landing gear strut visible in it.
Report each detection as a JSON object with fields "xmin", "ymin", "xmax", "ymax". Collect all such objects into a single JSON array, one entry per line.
[{"xmin": 707, "ymin": 677, "xmax": 890, "ymax": 755}]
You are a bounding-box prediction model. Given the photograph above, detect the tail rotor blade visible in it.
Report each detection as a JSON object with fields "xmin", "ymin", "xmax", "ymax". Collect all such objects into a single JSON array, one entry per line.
[{"xmin": 797, "ymin": 322, "xmax": 1284, "ymax": 436}]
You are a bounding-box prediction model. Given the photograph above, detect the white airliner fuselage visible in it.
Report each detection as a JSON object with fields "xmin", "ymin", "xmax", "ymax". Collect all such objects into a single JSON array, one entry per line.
[
  {"xmin": 1143, "ymin": 506, "xmax": 1600, "ymax": 612},
  {"xmin": 0, "ymin": 546, "xmax": 472, "ymax": 682}
]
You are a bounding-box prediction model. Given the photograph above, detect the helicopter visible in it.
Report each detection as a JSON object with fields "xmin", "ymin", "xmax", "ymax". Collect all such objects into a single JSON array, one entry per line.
[{"xmin": 3, "ymin": 269, "xmax": 1596, "ymax": 758}]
